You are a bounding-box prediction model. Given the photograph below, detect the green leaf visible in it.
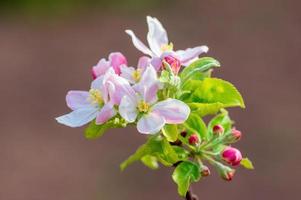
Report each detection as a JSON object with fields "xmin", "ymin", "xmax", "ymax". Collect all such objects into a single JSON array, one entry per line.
[
  {"xmin": 182, "ymin": 78, "xmax": 245, "ymax": 108},
  {"xmin": 240, "ymin": 158, "xmax": 254, "ymax": 170},
  {"xmin": 180, "ymin": 57, "xmax": 220, "ymax": 83},
  {"xmin": 84, "ymin": 120, "xmax": 115, "ymax": 139},
  {"xmin": 188, "ymin": 102, "xmax": 224, "ymax": 117},
  {"xmin": 162, "ymin": 124, "xmax": 178, "ymax": 142},
  {"xmin": 172, "ymin": 161, "xmax": 201, "ymax": 197},
  {"xmin": 207, "ymin": 110, "xmax": 233, "ymax": 139},
  {"xmin": 141, "ymin": 155, "xmax": 159, "ymax": 170},
  {"xmin": 172, "ymin": 146, "xmax": 190, "ymax": 160},
  {"xmin": 184, "ymin": 113, "xmax": 207, "ymax": 140},
  {"xmin": 120, "ymin": 136, "xmax": 180, "ymax": 171}
]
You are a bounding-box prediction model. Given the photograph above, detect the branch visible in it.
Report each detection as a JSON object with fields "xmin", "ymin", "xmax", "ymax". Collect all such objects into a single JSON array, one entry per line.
[{"xmin": 186, "ymin": 189, "xmax": 198, "ymax": 200}]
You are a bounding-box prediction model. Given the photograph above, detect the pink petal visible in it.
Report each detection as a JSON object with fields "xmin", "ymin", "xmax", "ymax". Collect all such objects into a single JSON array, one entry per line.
[
  {"xmin": 91, "ymin": 58, "xmax": 111, "ymax": 79},
  {"xmin": 152, "ymin": 99, "xmax": 190, "ymax": 124},
  {"xmin": 176, "ymin": 46, "xmax": 209, "ymax": 66},
  {"xmin": 137, "ymin": 56, "xmax": 151, "ymax": 72},
  {"xmin": 95, "ymin": 103, "xmax": 116, "ymax": 125},
  {"xmin": 137, "ymin": 112, "xmax": 165, "ymax": 134},
  {"xmin": 119, "ymin": 95, "xmax": 138, "ymax": 123},
  {"xmin": 125, "ymin": 30, "xmax": 153, "ymax": 56},
  {"xmin": 109, "ymin": 52, "xmax": 128, "ymax": 75},
  {"xmin": 66, "ymin": 90, "xmax": 90, "ymax": 110},
  {"xmin": 147, "ymin": 16, "xmax": 168, "ymax": 56}
]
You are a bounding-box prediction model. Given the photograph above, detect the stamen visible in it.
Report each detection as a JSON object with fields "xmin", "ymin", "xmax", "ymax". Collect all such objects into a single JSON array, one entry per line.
[
  {"xmin": 161, "ymin": 42, "xmax": 174, "ymax": 52},
  {"xmin": 88, "ymin": 89, "xmax": 103, "ymax": 106},
  {"xmin": 132, "ymin": 69, "xmax": 142, "ymax": 82},
  {"xmin": 138, "ymin": 101, "xmax": 150, "ymax": 113}
]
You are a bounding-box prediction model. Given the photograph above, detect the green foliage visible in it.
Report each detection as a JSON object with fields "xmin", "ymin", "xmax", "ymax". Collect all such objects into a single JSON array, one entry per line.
[
  {"xmin": 84, "ymin": 119, "xmax": 118, "ymax": 139},
  {"xmin": 188, "ymin": 102, "xmax": 224, "ymax": 117},
  {"xmin": 184, "ymin": 113, "xmax": 207, "ymax": 140},
  {"xmin": 182, "ymin": 78, "xmax": 245, "ymax": 109},
  {"xmin": 172, "ymin": 161, "xmax": 201, "ymax": 196},
  {"xmin": 120, "ymin": 136, "xmax": 180, "ymax": 171},
  {"xmin": 207, "ymin": 110, "xmax": 233, "ymax": 139},
  {"xmin": 180, "ymin": 57, "xmax": 220, "ymax": 84},
  {"xmin": 162, "ymin": 124, "xmax": 178, "ymax": 142},
  {"xmin": 141, "ymin": 155, "xmax": 159, "ymax": 170},
  {"xmin": 240, "ymin": 158, "xmax": 254, "ymax": 169}
]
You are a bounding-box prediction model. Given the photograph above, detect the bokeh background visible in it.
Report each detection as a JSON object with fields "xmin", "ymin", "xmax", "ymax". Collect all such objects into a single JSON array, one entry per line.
[{"xmin": 1, "ymin": 0, "xmax": 300, "ymax": 199}]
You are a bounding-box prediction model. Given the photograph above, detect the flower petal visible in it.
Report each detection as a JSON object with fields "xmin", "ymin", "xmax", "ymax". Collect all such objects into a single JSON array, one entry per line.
[
  {"xmin": 147, "ymin": 16, "xmax": 168, "ymax": 56},
  {"xmin": 119, "ymin": 95, "xmax": 138, "ymax": 123},
  {"xmin": 91, "ymin": 58, "xmax": 111, "ymax": 79},
  {"xmin": 95, "ymin": 103, "xmax": 116, "ymax": 124},
  {"xmin": 109, "ymin": 52, "xmax": 128, "ymax": 75},
  {"xmin": 125, "ymin": 30, "xmax": 153, "ymax": 56},
  {"xmin": 152, "ymin": 98, "xmax": 190, "ymax": 124},
  {"xmin": 120, "ymin": 65, "xmax": 136, "ymax": 84},
  {"xmin": 137, "ymin": 112, "xmax": 165, "ymax": 134},
  {"xmin": 137, "ymin": 56, "xmax": 151, "ymax": 72},
  {"xmin": 66, "ymin": 90, "xmax": 90, "ymax": 110},
  {"xmin": 176, "ymin": 46, "xmax": 209, "ymax": 66},
  {"xmin": 56, "ymin": 107, "xmax": 98, "ymax": 128}
]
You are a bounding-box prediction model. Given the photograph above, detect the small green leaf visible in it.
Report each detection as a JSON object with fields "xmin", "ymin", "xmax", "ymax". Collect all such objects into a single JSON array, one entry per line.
[
  {"xmin": 180, "ymin": 57, "xmax": 220, "ymax": 83},
  {"xmin": 188, "ymin": 102, "xmax": 224, "ymax": 117},
  {"xmin": 141, "ymin": 155, "xmax": 159, "ymax": 170},
  {"xmin": 172, "ymin": 161, "xmax": 201, "ymax": 197},
  {"xmin": 84, "ymin": 120, "xmax": 115, "ymax": 139},
  {"xmin": 184, "ymin": 113, "xmax": 207, "ymax": 140},
  {"xmin": 240, "ymin": 158, "xmax": 254, "ymax": 170},
  {"xmin": 162, "ymin": 124, "xmax": 178, "ymax": 142}
]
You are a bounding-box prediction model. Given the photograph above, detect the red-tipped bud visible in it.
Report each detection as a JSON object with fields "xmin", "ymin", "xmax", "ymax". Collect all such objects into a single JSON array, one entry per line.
[
  {"xmin": 180, "ymin": 131, "xmax": 187, "ymax": 137},
  {"xmin": 231, "ymin": 128, "xmax": 242, "ymax": 141},
  {"xmin": 222, "ymin": 169, "xmax": 236, "ymax": 181},
  {"xmin": 201, "ymin": 165, "xmax": 210, "ymax": 177},
  {"xmin": 163, "ymin": 55, "xmax": 181, "ymax": 74},
  {"xmin": 222, "ymin": 146, "xmax": 242, "ymax": 166},
  {"xmin": 213, "ymin": 124, "xmax": 224, "ymax": 135},
  {"xmin": 188, "ymin": 134, "xmax": 199, "ymax": 145}
]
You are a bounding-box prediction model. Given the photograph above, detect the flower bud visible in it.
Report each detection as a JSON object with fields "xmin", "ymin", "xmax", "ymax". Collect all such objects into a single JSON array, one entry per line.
[
  {"xmin": 231, "ymin": 128, "xmax": 242, "ymax": 141},
  {"xmin": 188, "ymin": 134, "xmax": 199, "ymax": 145},
  {"xmin": 163, "ymin": 55, "xmax": 181, "ymax": 74},
  {"xmin": 222, "ymin": 146, "xmax": 242, "ymax": 166},
  {"xmin": 200, "ymin": 165, "xmax": 210, "ymax": 177},
  {"xmin": 180, "ymin": 131, "xmax": 187, "ymax": 138},
  {"xmin": 213, "ymin": 124, "xmax": 224, "ymax": 136},
  {"xmin": 221, "ymin": 168, "xmax": 235, "ymax": 181}
]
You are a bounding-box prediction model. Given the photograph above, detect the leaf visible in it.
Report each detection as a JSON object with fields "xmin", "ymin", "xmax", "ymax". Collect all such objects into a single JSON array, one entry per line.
[
  {"xmin": 240, "ymin": 158, "xmax": 254, "ymax": 170},
  {"xmin": 184, "ymin": 113, "xmax": 207, "ymax": 140},
  {"xmin": 182, "ymin": 78, "xmax": 245, "ymax": 108},
  {"xmin": 172, "ymin": 161, "xmax": 201, "ymax": 197},
  {"xmin": 188, "ymin": 102, "xmax": 224, "ymax": 117},
  {"xmin": 84, "ymin": 120, "xmax": 115, "ymax": 139},
  {"xmin": 141, "ymin": 155, "xmax": 159, "ymax": 170},
  {"xmin": 162, "ymin": 124, "xmax": 178, "ymax": 142},
  {"xmin": 172, "ymin": 146, "xmax": 190, "ymax": 160},
  {"xmin": 207, "ymin": 110, "xmax": 233, "ymax": 139},
  {"xmin": 180, "ymin": 57, "xmax": 220, "ymax": 83},
  {"xmin": 120, "ymin": 136, "xmax": 180, "ymax": 171}
]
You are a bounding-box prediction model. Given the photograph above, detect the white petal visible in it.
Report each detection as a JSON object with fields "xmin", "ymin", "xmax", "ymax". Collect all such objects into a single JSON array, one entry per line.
[
  {"xmin": 66, "ymin": 90, "xmax": 90, "ymax": 110},
  {"xmin": 56, "ymin": 107, "xmax": 98, "ymax": 128},
  {"xmin": 125, "ymin": 30, "xmax": 153, "ymax": 56},
  {"xmin": 151, "ymin": 98, "xmax": 190, "ymax": 124},
  {"xmin": 176, "ymin": 46, "xmax": 209, "ymax": 65},
  {"xmin": 96, "ymin": 103, "xmax": 116, "ymax": 124},
  {"xmin": 137, "ymin": 112, "xmax": 165, "ymax": 134},
  {"xmin": 119, "ymin": 95, "xmax": 138, "ymax": 123},
  {"xmin": 147, "ymin": 16, "xmax": 168, "ymax": 56},
  {"xmin": 120, "ymin": 65, "xmax": 136, "ymax": 84}
]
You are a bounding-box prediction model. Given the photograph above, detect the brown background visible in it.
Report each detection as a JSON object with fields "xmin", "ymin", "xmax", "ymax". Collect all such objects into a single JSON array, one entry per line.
[{"xmin": 0, "ymin": 0, "xmax": 300, "ymax": 199}]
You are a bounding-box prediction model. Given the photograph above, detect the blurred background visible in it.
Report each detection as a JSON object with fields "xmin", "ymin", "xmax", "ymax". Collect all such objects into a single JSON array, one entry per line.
[{"xmin": 0, "ymin": 0, "xmax": 300, "ymax": 199}]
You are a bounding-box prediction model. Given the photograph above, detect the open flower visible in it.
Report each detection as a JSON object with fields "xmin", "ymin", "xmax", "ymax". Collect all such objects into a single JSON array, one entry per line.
[
  {"xmin": 120, "ymin": 56, "xmax": 150, "ymax": 84},
  {"xmin": 119, "ymin": 65, "xmax": 190, "ymax": 134},
  {"xmin": 92, "ymin": 52, "xmax": 128, "ymax": 79},
  {"xmin": 56, "ymin": 68, "xmax": 134, "ymax": 127},
  {"xmin": 125, "ymin": 16, "xmax": 209, "ymax": 69}
]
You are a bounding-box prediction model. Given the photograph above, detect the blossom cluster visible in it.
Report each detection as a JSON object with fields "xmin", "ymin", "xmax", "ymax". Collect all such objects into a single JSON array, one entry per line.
[{"xmin": 56, "ymin": 16, "xmax": 253, "ymax": 198}]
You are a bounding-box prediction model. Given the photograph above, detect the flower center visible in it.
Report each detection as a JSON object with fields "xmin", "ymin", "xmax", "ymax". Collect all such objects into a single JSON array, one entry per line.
[
  {"xmin": 138, "ymin": 101, "xmax": 150, "ymax": 113},
  {"xmin": 161, "ymin": 42, "xmax": 174, "ymax": 52},
  {"xmin": 132, "ymin": 69, "xmax": 142, "ymax": 82},
  {"xmin": 88, "ymin": 89, "xmax": 103, "ymax": 106}
]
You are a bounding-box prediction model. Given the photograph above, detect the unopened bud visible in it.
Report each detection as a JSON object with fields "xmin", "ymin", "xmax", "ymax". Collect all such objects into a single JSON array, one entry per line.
[
  {"xmin": 213, "ymin": 124, "xmax": 224, "ymax": 136},
  {"xmin": 200, "ymin": 165, "xmax": 210, "ymax": 177},
  {"xmin": 180, "ymin": 131, "xmax": 187, "ymax": 137},
  {"xmin": 163, "ymin": 55, "xmax": 181, "ymax": 74},
  {"xmin": 231, "ymin": 128, "xmax": 242, "ymax": 141},
  {"xmin": 188, "ymin": 134, "xmax": 199, "ymax": 145},
  {"xmin": 222, "ymin": 169, "xmax": 235, "ymax": 181},
  {"xmin": 222, "ymin": 146, "xmax": 242, "ymax": 166}
]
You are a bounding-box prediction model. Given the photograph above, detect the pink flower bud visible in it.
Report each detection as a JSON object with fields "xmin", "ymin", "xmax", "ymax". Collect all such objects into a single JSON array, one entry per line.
[
  {"xmin": 231, "ymin": 128, "xmax": 242, "ymax": 141},
  {"xmin": 201, "ymin": 165, "xmax": 210, "ymax": 177},
  {"xmin": 222, "ymin": 146, "xmax": 242, "ymax": 166},
  {"xmin": 163, "ymin": 55, "xmax": 181, "ymax": 74},
  {"xmin": 213, "ymin": 124, "xmax": 224, "ymax": 135},
  {"xmin": 222, "ymin": 169, "xmax": 235, "ymax": 181},
  {"xmin": 188, "ymin": 134, "xmax": 199, "ymax": 145},
  {"xmin": 180, "ymin": 131, "xmax": 187, "ymax": 137}
]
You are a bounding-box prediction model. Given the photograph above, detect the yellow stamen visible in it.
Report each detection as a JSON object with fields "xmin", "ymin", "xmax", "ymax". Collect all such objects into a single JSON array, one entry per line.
[
  {"xmin": 138, "ymin": 101, "xmax": 150, "ymax": 113},
  {"xmin": 161, "ymin": 42, "xmax": 174, "ymax": 52},
  {"xmin": 88, "ymin": 89, "xmax": 103, "ymax": 106},
  {"xmin": 132, "ymin": 69, "xmax": 142, "ymax": 82}
]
